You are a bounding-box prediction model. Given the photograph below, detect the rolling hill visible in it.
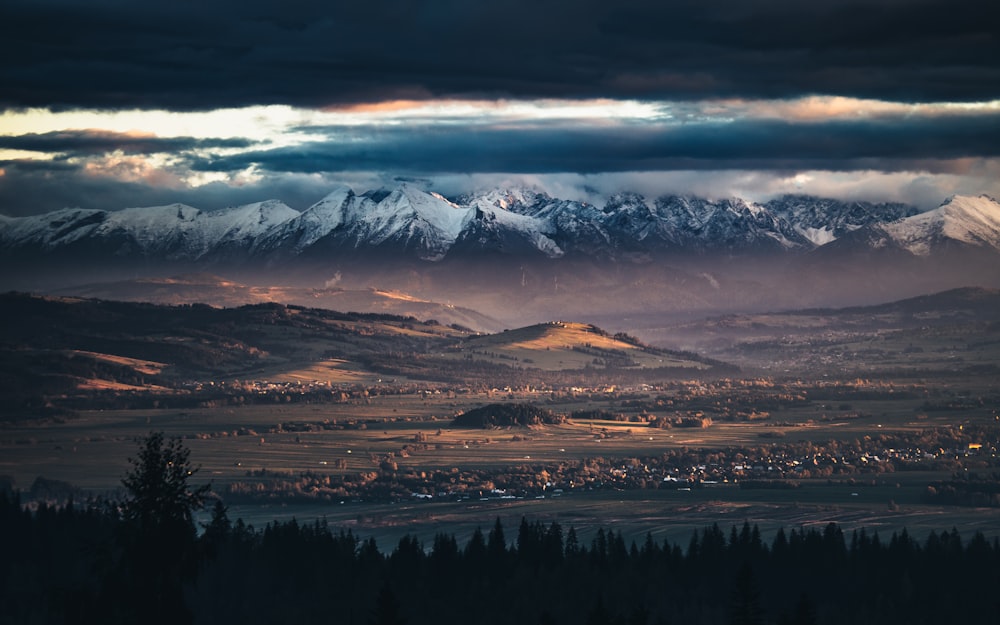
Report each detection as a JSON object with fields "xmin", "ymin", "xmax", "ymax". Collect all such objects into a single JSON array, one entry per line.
[
  {"xmin": 51, "ymin": 273, "xmax": 504, "ymax": 332},
  {"xmin": 445, "ymin": 321, "xmax": 710, "ymax": 372},
  {"xmin": 0, "ymin": 293, "xmax": 727, "ymax": 420},
  {"xmin": 637, "ymin": 287, "xmax": 1000, "ymax": 375}
]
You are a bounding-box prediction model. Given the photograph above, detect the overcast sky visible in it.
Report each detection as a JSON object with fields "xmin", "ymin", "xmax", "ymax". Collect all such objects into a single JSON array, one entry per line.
[{"xmin": 1, "ymin": 0, "xmax": 999, "ymax": 216}]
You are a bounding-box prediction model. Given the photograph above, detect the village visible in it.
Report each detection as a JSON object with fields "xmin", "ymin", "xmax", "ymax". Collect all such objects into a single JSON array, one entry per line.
[
  {"xmin": 153, "ymin": 373, "xmax": 938, "ymax": 414},
  {"xmin": 221, "ymin": 421, "xmax": 999, "ymax": 506}
]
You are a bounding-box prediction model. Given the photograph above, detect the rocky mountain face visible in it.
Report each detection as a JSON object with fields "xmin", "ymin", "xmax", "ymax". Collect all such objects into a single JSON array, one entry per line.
[{"xmin": 762, "ymin": 195, "xmax": 919, "ymax": 245}]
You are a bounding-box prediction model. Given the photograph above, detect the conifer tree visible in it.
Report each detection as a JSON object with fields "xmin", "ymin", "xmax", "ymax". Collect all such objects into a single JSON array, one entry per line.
[
  {"xmin": 121, "ymin": 431, "xmax": 209, "ymax": 532},
  {"xmin": 112, "ymin": 432, "xmax": 209, "ymax": 625},
  {"xmin": 368, "ymin": 581, "xmax": 407, "ymax": 625},
  {"xmin": 728, "ymin": 562, "xmax": 766, "ymax": 625}
]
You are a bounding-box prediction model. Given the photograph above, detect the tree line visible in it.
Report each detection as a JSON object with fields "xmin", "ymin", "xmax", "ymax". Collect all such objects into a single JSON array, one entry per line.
[{"xmin": 3, "ymin": 433, "xmax": 1000, "ymax": 625}]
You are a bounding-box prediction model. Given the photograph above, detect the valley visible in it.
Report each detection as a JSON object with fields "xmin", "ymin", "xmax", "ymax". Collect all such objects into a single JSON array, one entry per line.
[
  {"xmin": 7, "ymin": 5, "xmax": 1000, "ymax": 621},
  {"xmin": 2, "ymin": 288, "xmax": 999, "ymax": 544}
]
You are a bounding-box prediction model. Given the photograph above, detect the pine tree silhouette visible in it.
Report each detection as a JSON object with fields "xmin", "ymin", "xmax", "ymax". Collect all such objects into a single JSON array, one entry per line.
[
  {"xmin": 791, "ymin": 592, "xmax": 817, "ymax": 625},
  {"xmin": 110, "ymin": 432, "xmax": 209, "ymax": 625},
  {"xmin": 728, "ymin": 562, "xmax": 766, "ymax": 625},
  {"xmin": 368, "ymin": 581, "xmax": 407, "ymax": 625}
]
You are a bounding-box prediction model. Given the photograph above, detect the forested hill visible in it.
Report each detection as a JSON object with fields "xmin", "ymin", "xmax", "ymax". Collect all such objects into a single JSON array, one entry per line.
[{"xmin": 452, "ymin": 402, "xmax": 566, "ymax": 428}]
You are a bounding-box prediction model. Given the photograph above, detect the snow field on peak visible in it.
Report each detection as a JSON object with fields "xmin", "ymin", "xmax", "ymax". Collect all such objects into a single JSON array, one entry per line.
[
  {"xmin": 799, "ymin": 226, "xmax": 837, "ymax": 247},
  {"xmin": 199, "ymin": 200, "xmax": 299, "ymax": 248},
  {"xmin": 1, "ymin": 207, "xmax": 107, "ymax": 248},
  {"xmin": 259, "ymin": 186, "xmax": 360, "ymax": 252},
  {"xmin": 471, "ymin": 203, "xmax": 564, "ymax": 258},
  {"xmin": 389, "ymin": 186, "xmax": 472, "ymax": 240},
  {"xmin": 884, "ymin": 195, "xmax": 1000, "ymax": 256}
]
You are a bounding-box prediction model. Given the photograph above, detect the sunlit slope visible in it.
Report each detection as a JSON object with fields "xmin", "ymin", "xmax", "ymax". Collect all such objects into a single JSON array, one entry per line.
[{"xmin": 447, "ymin": 321, "xmax": 709, "ymax": 371}]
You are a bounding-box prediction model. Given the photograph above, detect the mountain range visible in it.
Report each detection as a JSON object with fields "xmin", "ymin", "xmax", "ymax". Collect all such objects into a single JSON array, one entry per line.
[
  {"xmin": 4, "ymin": 185, "xmax": 1000, "ymax": 324},
  {"xmin": 5, "ymin": 185, "xmax": 999, "ymax": 264}
]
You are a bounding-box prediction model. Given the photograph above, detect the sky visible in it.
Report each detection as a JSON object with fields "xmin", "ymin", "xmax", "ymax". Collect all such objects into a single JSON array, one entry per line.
[{"xmin": 1, "ymin": 0, "xmax": 999, "ymax": 217}]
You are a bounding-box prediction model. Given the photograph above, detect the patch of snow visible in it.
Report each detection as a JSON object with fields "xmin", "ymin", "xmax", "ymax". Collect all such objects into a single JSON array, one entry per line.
[
  {"xmin": 799, "ymin": 226, "xmax": 837, "ymax": 246},
  {"xmin": 699, "ymin": 272, "xmax": 720, "ymax": 289}
]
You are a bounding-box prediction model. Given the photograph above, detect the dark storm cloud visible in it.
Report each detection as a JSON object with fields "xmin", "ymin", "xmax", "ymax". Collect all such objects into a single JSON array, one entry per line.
[
  {"xmin": 2, "ymin": 0, "xmax": 997, "ymax": 111},
  {"xmin": 189, "ymin": 114, "xmax": 1000, "ymax": 175},
  {"xmin": 0, "ymin": 130, "xmax": 255, "ymax": 157},
  {"xmin": 0, "ymin": 158, "xmax": 78, "ymax": 173}
]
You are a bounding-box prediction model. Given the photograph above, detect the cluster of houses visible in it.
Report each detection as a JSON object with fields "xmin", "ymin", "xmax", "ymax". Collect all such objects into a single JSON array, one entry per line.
[{"xmin": 224, "ymin": 431, "xmax": 994, "ymax": 504}]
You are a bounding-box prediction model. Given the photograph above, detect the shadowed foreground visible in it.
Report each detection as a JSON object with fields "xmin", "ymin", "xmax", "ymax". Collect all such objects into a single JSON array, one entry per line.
[{"xmin": 3, "ymin": 472, "xmax": 1000, "ymax": 624}]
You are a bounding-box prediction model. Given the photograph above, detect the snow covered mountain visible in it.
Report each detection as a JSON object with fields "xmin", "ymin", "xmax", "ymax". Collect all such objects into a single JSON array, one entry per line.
[
  {"xmin": 252, "ymin": 185, "xmax": 363, "ymax": 255},
  {"xmin": 0, "ymin": 199, "xmax": 297, "ymax": 260},
  {"xmin": 0, "ymin": 207, "xmax": 108, "ymax": 251},
  {"xmin": 880, "ymin": 194, "xmax": 1000, "ymax": 256},
  {"xmin": 3, "ymin": 185, "xmax": 998, "ymax": 266},
  {"xmin": 813, "ymin": 194, "xmax": 1000, "ymax": 259},
  {"xmin": 648, "ymin": 195, "xmax": 810, "ymax": 252},
  {"xmin": 343, "ymin": 185, "xmax": 472, "ymax": 261}
]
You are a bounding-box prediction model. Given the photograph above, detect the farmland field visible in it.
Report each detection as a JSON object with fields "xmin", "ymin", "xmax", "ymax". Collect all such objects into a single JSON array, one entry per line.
[
  {"xmin": 2, "ymin": 382, "xmax": 986, "ymax": 488},
  {"xmin": 4, "ymin": 378, "xmax": 999, "ymax": 544}
]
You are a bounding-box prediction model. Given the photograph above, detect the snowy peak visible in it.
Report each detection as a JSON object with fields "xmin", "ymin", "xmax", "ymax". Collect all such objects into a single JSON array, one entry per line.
[
  {"xmin": 883, "ymin": 194, "xmax": 1000, "ymax": 256},
  {"xmin": 208, "ymin": 200, "xmax": 298, "ymax": 233},
  {"xmin": 93, "ymin": 203, "xmax": 205, "ymax": 257},
  {"xmin": 101, "ymin": 203, "xmax": 200, "ymax": 229},
  {"xmin": 200, "ymin": 200, "xmax": 298, "ymax": 253},
  {"xmin": 0, "ymin": 207, "xmax": 108, "ymax": 249},
  {"xmin": 315, "ymin": 185, "xmax": 355, "ymax": 208},
  {"xmin": 347, "ymin": 185, "xmax": 474, "ymax": 260},
  {"xmin": 258, "ymin": 185, "xmax": 361, "ymax": 253},
  {"xmin": 94, "ymin": 200, "xmax": 299, "ymax": 258},
  {"xmin": 463, "ymin": 186, "xmax": 552, "ymax": 215},
  {"xmin": 645, "ymin": 195, "xmax": 810, "ymax": 252},
  {"xmin": 384, "ymin": 185, "xmax": 472, "ymax": 241},
  {"xmin": 936, "ymin": 195, "xmax": 1000, "ymax": 247},
  {"xmin": 453, "ymin": 201, "xmax": 563, "ymax": 259},
  {"xmin": 601, "ymin": 193, "xmax": 659, "ymax": 245}
]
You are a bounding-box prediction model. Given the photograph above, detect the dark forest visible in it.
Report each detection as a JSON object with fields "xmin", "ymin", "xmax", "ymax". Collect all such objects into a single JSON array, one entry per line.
[{"xmin": 3, "ymin": 434, "xmax": 999, "ymax": 625}]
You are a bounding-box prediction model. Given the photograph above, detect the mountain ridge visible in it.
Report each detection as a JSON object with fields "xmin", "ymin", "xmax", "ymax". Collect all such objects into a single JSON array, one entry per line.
[
  {"xmin": 5, "ymin": 188, "xmax": 999, "ymax": 323},
  {"xmin": 7, "ymin": 186, "xmax": 994, "ymax": 265}
]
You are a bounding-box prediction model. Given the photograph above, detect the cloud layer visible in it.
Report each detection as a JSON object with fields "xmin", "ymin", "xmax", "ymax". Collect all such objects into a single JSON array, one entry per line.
[
  {"xmin": 185, "ymin": 114, "xmax": 1000, "ymax": 175},
  {"xmin": 3, "ymin": 0, "xmax": 998, "ymax": 110},
  {"xmin": 1, "ymin": 2, "xmax": 998, "ymax": 216}
]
